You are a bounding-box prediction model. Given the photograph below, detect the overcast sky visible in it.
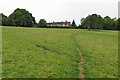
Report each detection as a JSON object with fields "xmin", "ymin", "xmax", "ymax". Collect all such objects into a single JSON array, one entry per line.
[{"xmin": 0, "ymin": 0, "xmax": 119, "ymax": 25}]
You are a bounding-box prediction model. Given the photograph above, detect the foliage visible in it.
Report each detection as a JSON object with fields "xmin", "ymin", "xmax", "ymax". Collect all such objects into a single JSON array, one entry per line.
[
  {"xmin": 81, "ymin": 14, "xmax": 103, "ymax": 30},
  {"xmin": 80, "ymin": 14, "xmax": 118, "ymax": 30},
  {"xmin": 103, "ymin": 16, "xmax": 117, "ymax": 30},
  {"xmin": 118, "ymin": 18, "xmax": 120, "ymax": 30},
  {"xmin": 38, "ymin": 19, "xmax": 47, "ymax": 27},
  {"xmin": 1, "ymin": 8, "xmax": 119, "ymax": 30},
  {"xmin": 1, "ymin": 13, "xmax": 9, "ymax": 26},
  {"xmin": 8, "ymin": 8, "xmax": 36, "ymax": 27},
  {"xmin": 71, "ymin": 20, "xmax": 76, "ymax": 27}
]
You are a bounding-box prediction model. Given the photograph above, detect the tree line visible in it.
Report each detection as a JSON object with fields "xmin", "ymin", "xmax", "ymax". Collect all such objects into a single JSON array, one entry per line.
[
  {"xmin": 80, "ymin": 14, "xmax": 118, "ymax": 30},
  {"xmin": 1, "ymin": 8, "xmax": 36, "ymax": 27},
  {"xmin": 1, "ymin": 8, "xmax": 119, "ymax": 30}
]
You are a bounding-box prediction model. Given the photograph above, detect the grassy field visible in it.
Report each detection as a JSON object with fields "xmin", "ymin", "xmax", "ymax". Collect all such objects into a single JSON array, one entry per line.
[{"xmin": 2, "ymin": 26, "xmax": 118, "ymax": 78}]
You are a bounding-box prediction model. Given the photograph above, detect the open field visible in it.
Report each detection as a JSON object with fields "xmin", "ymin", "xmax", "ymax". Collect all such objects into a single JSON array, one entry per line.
[{"xmin": 2, "ymin": 26, "xmax": 118, "ymax": 78}]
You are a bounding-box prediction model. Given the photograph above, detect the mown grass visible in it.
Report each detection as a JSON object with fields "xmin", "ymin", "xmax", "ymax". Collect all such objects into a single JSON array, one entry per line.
[{"xmin": 2, "ymin": 26, "xmax": 118, "ymax": 78}]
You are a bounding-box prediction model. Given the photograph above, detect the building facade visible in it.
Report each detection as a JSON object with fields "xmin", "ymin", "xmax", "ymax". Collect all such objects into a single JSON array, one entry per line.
[{"xmin": 47, "ymin": 20, "xmax": 71, "ymax": 27}]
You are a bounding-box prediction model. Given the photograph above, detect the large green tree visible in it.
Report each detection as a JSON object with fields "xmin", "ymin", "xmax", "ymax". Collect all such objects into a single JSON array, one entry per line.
[
  {"xmin": 8, "ymin": 8, "xmax": 36, "ymax": 27},
  {"xmin": 38, "ymin": 19, "xmax": 47, "ymax": 27},
  {"xmin": 87, "ymin": 14, "xmax": 103, "ymax": 30},
  {"xmin": 1, "ymin": 13, "xmax": 9, "ymax": 26},
  {"xmin": 80, "ymin": 15, "xmax": 91, "ymax": 29},
  {"xmin": 103, "ymin": 16, "xmax": 117, "ymax": 30},
  {"xmin": 81, "ymin": 14, "xmax": 103, "ymax": 30},
  {"xmin": 80, "ymin": 18, "xmax": 86, "ymax": 29}
]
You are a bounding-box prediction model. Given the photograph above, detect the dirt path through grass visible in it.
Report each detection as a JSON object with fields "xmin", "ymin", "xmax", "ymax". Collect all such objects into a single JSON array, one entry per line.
[
  {"xmin": 72, "ymin": 34, "xmax": 85, "ymax": 78},
  {"xmin": 76, "ymin": 46, "xmax": 85, "ymax": 78}
]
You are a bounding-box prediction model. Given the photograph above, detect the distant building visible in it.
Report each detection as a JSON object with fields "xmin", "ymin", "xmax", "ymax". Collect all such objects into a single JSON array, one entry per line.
[{"xmin": 47, "ymin": 20, "xmax": 72, "ymax": 27}]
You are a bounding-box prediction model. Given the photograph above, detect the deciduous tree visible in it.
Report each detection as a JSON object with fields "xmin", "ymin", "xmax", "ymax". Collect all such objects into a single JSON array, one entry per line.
[
  {"xmin": 38, "ymin": 19, "xmax": 47, "ymax": 27},
  {"xmin": 8, "ymin": 8, "xmax": 36, "ymax": 27}
]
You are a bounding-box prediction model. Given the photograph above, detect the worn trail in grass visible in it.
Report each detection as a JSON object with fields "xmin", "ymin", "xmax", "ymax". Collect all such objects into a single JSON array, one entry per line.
[
  {"xmin": 2, "ymin": 27, "xmax": 118, "ymax": 78},
  {"xmin": 72, "ymin": 33, "xmax": 85, "ymax": 78},
  {"xmin": 76, "ymin": 46, "xmax": 85, "ymax": 78},
  {"xmin": 74, "ymin": 30, "xmax": 118, "ymax": 78}
]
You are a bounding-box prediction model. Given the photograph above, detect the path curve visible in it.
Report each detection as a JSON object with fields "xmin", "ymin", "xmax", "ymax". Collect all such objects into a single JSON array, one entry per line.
[{"xmin": 72, "ymin": 33, "xmax": 85, "ymax": 79}]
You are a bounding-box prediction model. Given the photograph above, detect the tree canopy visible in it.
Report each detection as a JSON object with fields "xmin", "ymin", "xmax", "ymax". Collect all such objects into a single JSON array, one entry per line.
[
  {"xmin": 80, "ymin": 14, "xmax": 103, "ymax": 30},
  {"xmin": 103, "ymin": 16, "xmax": 117, "ymax": 30},
  {"xmin": 80, "ymin": 14, "xmax": 118, "ymax": 30},
  {"xmin": 8, "ymin": 8, "xmax": 36, "ymax": 27},
  {"xmin": 1, "ymin": 13, "xmax": 9, "ymax": 26},
  {"xmin": 38, "ymin": 19, "xmax": 47, "ymax": 27}
]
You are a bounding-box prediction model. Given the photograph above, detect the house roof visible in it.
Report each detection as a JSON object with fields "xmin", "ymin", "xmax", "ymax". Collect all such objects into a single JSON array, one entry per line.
[{"xmin": 47, "ymin": 21, "xmax": 71, "ymax": 24}]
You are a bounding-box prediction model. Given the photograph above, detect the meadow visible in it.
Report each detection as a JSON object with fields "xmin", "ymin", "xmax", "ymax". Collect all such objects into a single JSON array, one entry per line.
[{"xmin": 2, "ymin": 26, "xmax": 118, "ymax": 78}]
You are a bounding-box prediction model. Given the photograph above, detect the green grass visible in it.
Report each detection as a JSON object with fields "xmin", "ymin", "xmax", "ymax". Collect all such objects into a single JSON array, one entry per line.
[
  {"xmin": 75, "ymin": 30, "xmax": 118, "ymax": 78},
  {"xmin": 0, "ymin": 26, "xmax": 2, "ymax": 78},
  {"xmin": 2, "ymin": 26, "xmax": 118, "ymax": 78}
]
